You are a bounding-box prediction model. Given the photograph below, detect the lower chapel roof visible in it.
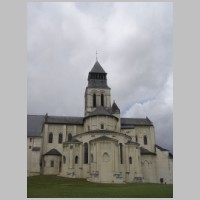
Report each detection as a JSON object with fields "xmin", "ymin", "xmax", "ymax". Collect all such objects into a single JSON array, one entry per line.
[
  {"xmin": 140, "ymin": 147, "xmax": 156, "ymax": 155},
  {"xmin": 27, "ymin": 115, "xmax": 153, "ymax": 137},
  {"xmin": 44, "ymin": 148, "xmax": 62, "ymax": 156}
]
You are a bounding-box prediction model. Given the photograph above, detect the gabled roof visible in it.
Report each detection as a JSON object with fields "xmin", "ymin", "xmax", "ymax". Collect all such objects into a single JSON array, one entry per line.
[
  {"xmin": 44, "ymin": 148, "xmax": 62, "ymax": 156},
  {"xmin": 140, "ymin": 147, "xmax": 156, "ymax": 155},
  {"xmin": 46, "ymin": 116, "xmax": 84, "ymax": 125},
  {"xmin": 27, "ymin": 115, "xmax": 45, "ymax": 137},
  {"xmin": 121, "ymin": 117, "xmax": 153, "ymax": 126},
  {"xmin": 90, "ymin": 61, "xmax": 106, "ymax": 73}
]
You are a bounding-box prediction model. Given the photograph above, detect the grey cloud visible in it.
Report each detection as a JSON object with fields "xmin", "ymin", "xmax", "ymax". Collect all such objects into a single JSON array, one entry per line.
[{"xmin": 27, "ymin": 2, "xmax": 173, "ymax": 152}]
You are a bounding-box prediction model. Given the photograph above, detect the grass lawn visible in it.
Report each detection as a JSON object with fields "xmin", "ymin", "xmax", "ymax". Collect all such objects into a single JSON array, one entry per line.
[{"xmin": 27, "ymin": 175, "xmax": 173, "ymax": 198}]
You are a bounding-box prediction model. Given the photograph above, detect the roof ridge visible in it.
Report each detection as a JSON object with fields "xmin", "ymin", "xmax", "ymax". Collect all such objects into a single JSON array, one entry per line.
[
  {"xmin": 27, "ymin": 114, "xmax": 45, "ymax": 116},
  {"xmin": 47, "ymin": 115, "xmax": 84, "ymax": 118}
]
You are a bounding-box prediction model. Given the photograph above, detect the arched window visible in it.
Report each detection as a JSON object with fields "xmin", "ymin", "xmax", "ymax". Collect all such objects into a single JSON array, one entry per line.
[
  {"xmin": 120, "ymin": 143, "xmax": 123, "ymax": 164},
  {"xmin": 68, "ymin": 133, "xmax": 72, "ymax": 141},
  {"xmin": 58, "ymin": 133, "xmax": 63, "ymax": 144},
  {"xmin": 144, "ymin": 136, "xmax": 147, "ymax": 145},
  {"xmin": 63, "ymin": 156, "xmax": 66, "ymax": 164},
  {"xmin": 48, "ymin": 132, "xmax": 53, "ymax": 143},
  {"xmin": 93, "ymin": 94, "xmax": 96, "ymax": 107},
  {"xmin": 135, "ymin": 135, "xmax": 138, "ymax": 143},
  {"xmin": 75, "ymin": 156, "xmax": 79, "ymax": 164},
  {"xmin": 51, "ymin": 160, "xmax": 54, "ymax": 167},
  {"xmin": 129, "ymin": 156, "xmax": 132, "ymax": 164},
  {"xmin": 84, "ymin": 143, "xmax": 88, "ymax": 164},
  {"xmin": 101, "ymin": 123, "xmax": 104, "ymax": 129},
  {"xmin": 101, "ymin": 94, "xmax": 104, "ymax": 106}
]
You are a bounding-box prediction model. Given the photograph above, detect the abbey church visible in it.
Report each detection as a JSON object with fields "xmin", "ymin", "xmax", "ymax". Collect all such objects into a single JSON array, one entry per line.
[{"xmin": 27, "ymin": 60, "xmax": 173, "ymax": 184}]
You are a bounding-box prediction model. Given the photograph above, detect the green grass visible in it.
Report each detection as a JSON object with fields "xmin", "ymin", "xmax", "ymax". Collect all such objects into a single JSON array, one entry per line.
[{"xmin": 27, "ymin": 175, "xmax": 173, "ymax": 198}]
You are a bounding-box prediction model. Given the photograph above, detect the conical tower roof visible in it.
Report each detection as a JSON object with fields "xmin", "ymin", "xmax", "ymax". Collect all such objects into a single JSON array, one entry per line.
[
  {"xmin": 90, "ymin": 61, "xmax": 106, "ymax": 73},
  {"xmin": 111, "ymin": 101, "xmax": 120, "ymax": 114}
]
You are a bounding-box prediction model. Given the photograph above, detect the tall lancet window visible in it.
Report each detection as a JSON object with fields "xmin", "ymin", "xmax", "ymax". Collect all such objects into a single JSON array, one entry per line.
[
  {"xmin": 144, "ymin": 135, "xmax": 148, "ymax": 145},
  {"xmin": 48, "ymin": 132, "xmax": 53, "ymax": 143},
  {"xmin": 58, "ymin": 133, "xmax": 63, "ymax": 144},
  {"xmin": 101, "ymin": 94, "xmax": 104, "ymax": 106},
  {"xmin": 129, "ymin": 156, "xmax": 132, "ymax": 164},
  {"xmin": 84, "ymin": 143, "xmax": 88, "ymax": 164},
  {"xmin": 120, "ymin": 143, "xmax": 123, "ymax": 164},
  {"xmin": 93, "ymin": 94, "xmax": 96, "ymax": 107}
]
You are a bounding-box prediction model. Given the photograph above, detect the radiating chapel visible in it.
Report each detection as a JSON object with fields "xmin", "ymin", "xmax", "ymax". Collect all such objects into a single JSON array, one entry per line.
[{"xmin": 27, "ymin": 60, "xmax": 173, "ymax": 184}]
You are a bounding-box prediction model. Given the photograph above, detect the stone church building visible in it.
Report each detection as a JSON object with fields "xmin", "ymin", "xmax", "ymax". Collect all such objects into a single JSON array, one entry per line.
[{"xmin": 27, "ymin": 60, "xmax": 173, "ymax": 184}]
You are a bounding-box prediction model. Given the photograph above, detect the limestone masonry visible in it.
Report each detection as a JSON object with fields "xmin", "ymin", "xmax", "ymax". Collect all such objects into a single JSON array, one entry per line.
[{"xmin": 27, "ymin": 60, "xmax": 173, "ymax": 183}]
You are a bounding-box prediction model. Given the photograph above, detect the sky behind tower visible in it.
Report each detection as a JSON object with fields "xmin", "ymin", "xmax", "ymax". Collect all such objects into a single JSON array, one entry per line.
[{"xmin": 27, "ymin": 2, "xmax": 173, "ymax": 152}]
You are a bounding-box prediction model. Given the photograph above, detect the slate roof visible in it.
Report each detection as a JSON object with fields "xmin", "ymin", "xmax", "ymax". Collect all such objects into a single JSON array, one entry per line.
[
  {"xmin": 125, "ymin": 140, "xmax": 139, "ymax": 145},
  {"xmin": 87, "ymin": 61, "xmax": 110, "ymax": 89},
  {"xmin": 90, "ymin": 61, "xmax": 106, "ymax": 73},
  {"xmin": 27, "ymin": 115, "xmax": 45, "ymax": 137},
  {"xmin": 121, "ymin": 117, "xmax": 153, "ymax": 126},
  {"xmin": 155, "ymin": 145, "xmax": 173, "ymax": 158},
  {"xmin": 121, "ymin": 125, "xmax": 135, "ymax": 129},
  {"xmin": 140, "ymin": 147, "xmax": 156, "ymax": 155},
  {"xmin": 90, "ymin": 135, "xmax": 118, "ymax": 142},
  {"xmin": 65, "ymin": 138, "xmax": 82, "ymax": 143},
  {"xmin": 111, "ymin": 101, "xmax": 120, "ymax": 114},
  {"xmin": 44, "ymin": 148, "xmax": 62, "ymax": 156},
  {"xmin": 27, "ymin": 114, "xmax": 153, "ymax": 138},
  {"xmin": 87, "ymin": 79, "xmax": 110, "ymax": 89},
  {"xmin": 155, "ymin": 144, "xmax": 168, "ymax": 151},
  {"xmin": 46, "ymin": 116, "xmax": 84, "ymax": 125},
  {"xmin": 86, "ymin": 129, "xmax": 117, "ymax": 134},
  {"xmin": 87, "ymin": 106, "xmax": 117, "ymax": 118}
]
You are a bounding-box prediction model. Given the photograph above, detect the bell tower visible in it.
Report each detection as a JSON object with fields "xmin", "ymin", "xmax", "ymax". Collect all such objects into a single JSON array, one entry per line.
[{"xmin": 85, "ymin": 60, "xmax": 111, "ymax": 116}]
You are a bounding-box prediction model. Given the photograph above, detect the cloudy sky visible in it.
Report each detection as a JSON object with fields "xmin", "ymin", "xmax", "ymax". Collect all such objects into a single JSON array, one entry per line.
[{"xmin": 27, "ymin": 2, "xmax": 173, "ymax": 152}]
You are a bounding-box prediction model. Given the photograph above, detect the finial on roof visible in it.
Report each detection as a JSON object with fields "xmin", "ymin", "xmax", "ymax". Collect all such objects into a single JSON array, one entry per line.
[
  {"xmin": 45, "ymin": 113, "xmax": 48, "ymax": 121},
  {"xmin": 96, "ymin": 50, "xmax": 98, "ymax": 61}
]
